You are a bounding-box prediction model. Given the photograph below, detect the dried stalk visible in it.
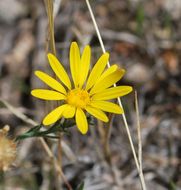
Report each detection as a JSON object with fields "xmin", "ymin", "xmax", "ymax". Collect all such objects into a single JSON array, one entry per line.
[
  {"xmin": 85, "ymin": 0, "xmax": 147, "ymax": 189},
  {"xmin": 0, "ymin": 98, "xmax": 72, "ymax": 190},
  {"xmin": 43, "ymin": 0, "xmax": 72, "ymax": 189},
  {"xmin": 44, "ymin": 0, "xmax": 56, "ymax": 55},
  {"xmin": 103, "ymin": 113, "xmax": 114, "ymax": 165},
  {"xmin": 39, "ymin": 138, "xmax": 72, "ymax": 190},
  {"xmin": 135, "ymin": 91, "xmax": 147, "ymax": 190}
]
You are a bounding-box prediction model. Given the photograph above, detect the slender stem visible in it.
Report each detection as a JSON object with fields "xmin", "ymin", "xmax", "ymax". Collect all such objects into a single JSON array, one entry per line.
[
  {"xmin": 0, "ymin": 98, "xmax": 73, "ymax": 189},
  {"xmin": 58, "ymin": 134, "xmax": 62, "ymax": 167},
  {"xmin": 135, "ymin": 91, "xmax": 147, "ymax": 190},
  {"xmin": 39, "ymin": 137, "xmax": 72, "ymax": 190},
  {"xmin": 135, "ymin": 91, "xmax": 142, "ymax": 171},
  {"xmin": 44, "ymin": 0, "xmax": 58, "ymax": 111},
  {"xmin": 85, "ymin": 0, "xmax": 146, "ymax": 189},
  {"xmin": 43, "ymin": 1, "xmax": 71, "ymax": 189},
  {"xmin": 44, "ymin": 0, "xmax": 56, "ymax": 55},
  {"xmin": 103, "ymin": 113, "xmax": 114, "ymax": 164}
]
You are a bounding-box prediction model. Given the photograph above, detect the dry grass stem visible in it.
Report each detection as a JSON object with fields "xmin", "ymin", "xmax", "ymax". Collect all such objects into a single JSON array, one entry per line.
[
  {"xmin": 0, "ymin": 98, "xmax": 73, "ymax": 190},
  {"xmin": 135, "ymin": 91, "xmax": 147, "ymax": 190},
  {"xmin": 43, "ymin": 1, "xmax": 70, "ymax": 187},
  {"xmin": 44, "ymin": 0, "xmax": 56, "ymax": 55},
  {"xmin": 85, "ymin": 0, "xmax": 147, "ymax": 189},
  {"xmin": 0, "ymin": 98, "xmax": 37, "ymax": 126},
  {"xmin": 39, "ymin": 137, "xmax": 72, "ymax": 190},
  {"xmin": 135, "ymin": 91, "xmax": 143, "ymax": 172},
  {"xmin": 103, "ymin": 113, "xmax": 114, "ymax": 164},
  {"xmin": 58, "ymin": 134, "xmax": 62, "ymax": 167}
]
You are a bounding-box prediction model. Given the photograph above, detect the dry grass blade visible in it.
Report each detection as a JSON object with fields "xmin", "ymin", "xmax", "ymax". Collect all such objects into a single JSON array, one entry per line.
[
  {"xmin": 53, "ymin": 0, "xmax": 62, "ymax": 18},
  {"xmin": 44, "ymin": 0, "xmax": 56, "ymax": 55},
  {"xmin": 0, "ymin": 98, "xmax": 37, "ymax": 126},
  {"xmin": 85, "ymin": 0, "xmax": 147, "ymax": 189},
  {"xmin": 0, "ymin": 98, "xmax": 75, "ymax": 189},
  {"xmin": 135, "ymin": 91, "xmax": 143, "ymax": 172},
  {"xmin": 135, "ymin": 91, "xmax": 147, "ymax": 190},
  {"xmin": 43, "ymin": 1, "xmax": 70, "ymax": 187}
]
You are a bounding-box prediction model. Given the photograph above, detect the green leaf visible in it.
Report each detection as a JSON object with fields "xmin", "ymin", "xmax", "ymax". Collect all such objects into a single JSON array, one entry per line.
[
  {"xmin": 15, "ymin": 123, "xmax": 62, "ymax": 141},
  {"xmin": 169, "ymin": 181, "xmax": 177, "ymax": 190},
  {"xmin": 76, "ymin": 182, "xmax": 84, "ymax": 190},
  {"xmin": 15, "ymin": 119, "xmax": 75, "ymax": 141},
  {"xmin": 16, "ymin": 115, "xmax": 94, "ymax": 141},
  {"xmin": 16, "ymin": 125, "xmax": 42, "ymax": 141}
]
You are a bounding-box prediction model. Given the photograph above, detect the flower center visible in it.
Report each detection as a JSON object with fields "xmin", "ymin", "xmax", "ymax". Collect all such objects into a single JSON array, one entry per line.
[{"xmin": 66, "ymin": 88, "xmax": 90, "ymax": 108}]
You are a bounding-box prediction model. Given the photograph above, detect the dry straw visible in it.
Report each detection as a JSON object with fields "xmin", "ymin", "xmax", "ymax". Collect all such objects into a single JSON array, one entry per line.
[{"xmin": 85, "ymin": 0, "xmax": 147, "ymax": 189}]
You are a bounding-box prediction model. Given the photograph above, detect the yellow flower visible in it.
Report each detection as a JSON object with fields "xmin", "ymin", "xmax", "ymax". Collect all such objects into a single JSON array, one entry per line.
[{"xmin": 31, "ymin": 42, "xmax": 132, "ymax": 134}]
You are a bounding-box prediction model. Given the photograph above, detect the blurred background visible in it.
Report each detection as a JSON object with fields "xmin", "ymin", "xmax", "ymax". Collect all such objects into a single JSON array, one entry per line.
[{"xmin": 0, "ymin": 0, "xmax": 180, "ymax": 189}]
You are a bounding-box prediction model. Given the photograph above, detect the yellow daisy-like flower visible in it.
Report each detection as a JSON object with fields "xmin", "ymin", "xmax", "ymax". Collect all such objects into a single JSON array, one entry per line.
[{"xmin": 31, "ymin": 42, "xmax": 132, "ymax": 134}]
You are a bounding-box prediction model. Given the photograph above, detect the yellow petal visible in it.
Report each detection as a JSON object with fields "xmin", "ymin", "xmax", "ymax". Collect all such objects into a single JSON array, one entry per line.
[
  {"xmin": 47, "ymin": 53, "xmax": 71, "ymax": 89},
  {"xmin": 31, "ymin": 89, "xmax": 66, "ymax": 100},
  {"xmin": 90, "ymin": 69, "xmax": 125, "ymax": 95},
  {"xmin": 43, "ymin": 105, "xmax": 66, "ymax": 125},
  {"xmin": 62, "ymin": 105, "xmax": 76, "ymax": 118},
  {"xmin": 35, "ymin": 71, "xmax": 67, "ymax": 94},
  {"xmin": 70, "ymin": 42, "xmax": 81, "ymax": 87},
  {"xmin": 92, "ymin": 86, "xmax": 133, "ymax": 101},
  {"xmin": 90, "ymin": 100, "xmax": 123, "ymax": 114},
  {"xmin": 79, "ymin": 45, "xmax": 91, "ymax": 88},
  {"xmin": 76, "ymin": 108, "xmax": 88, "ymax": 134},
  {"xmin": 85, "ymin": 106, "xmax": 108, "ymax": 122},
  {"xmin": 86, "ymin": 53, "xmax": 109, "ymax": 90},
  {"xmin": 98, "ymin": 64, "xmax": 118, "ymax": 81}
]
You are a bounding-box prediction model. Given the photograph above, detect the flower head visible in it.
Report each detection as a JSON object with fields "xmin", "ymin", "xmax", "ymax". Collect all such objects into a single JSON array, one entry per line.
[
  {"xmin": 0, "ymin": 126, "xmax": 16, "ymax": 171},
  {"xmin": 31, "ymin": 42, "xmax": 132, "ymax": 134}
]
